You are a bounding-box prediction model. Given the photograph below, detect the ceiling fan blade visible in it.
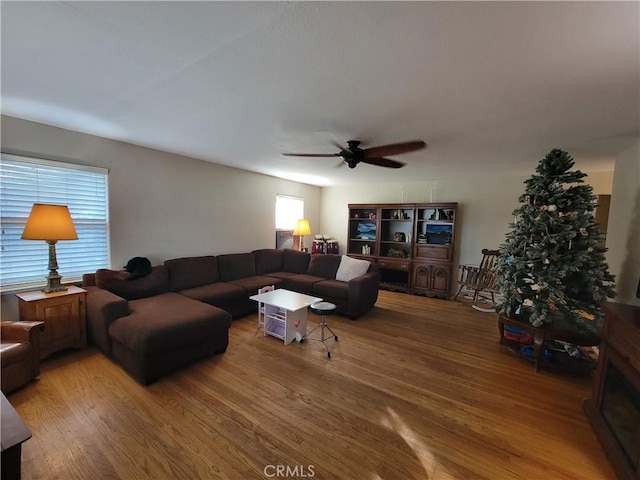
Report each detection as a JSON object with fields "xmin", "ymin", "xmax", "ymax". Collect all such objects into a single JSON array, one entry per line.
[
  {"xmin": 362, "ymin": 157, "xmax": 405, "ymax": 169},
  {"xmin": 282, "ymin": 153, "xmax": 340, "ymax": 157},
  {"xmin": 363, "ymin": 140, "xmax": 426, "ymax": 158},
  {"xmin": 330, "ymin": 140, "xmax": 347, "ymax": 151}
]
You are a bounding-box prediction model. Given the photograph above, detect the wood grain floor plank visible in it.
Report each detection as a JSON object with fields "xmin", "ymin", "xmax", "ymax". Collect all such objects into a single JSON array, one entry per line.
[{"xmin": 7, "ymin": 291, "xmax": 615, "ymax": 479}]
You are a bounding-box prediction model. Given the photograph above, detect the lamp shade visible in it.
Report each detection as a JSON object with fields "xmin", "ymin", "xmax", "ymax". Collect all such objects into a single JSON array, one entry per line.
[
  {"xmin": 293, "ymin": 219, "xmax": 311, "ymax": 236},
  {"xmin": 21, "ymin": 204, "xmax": 78, "ymax": 241}
]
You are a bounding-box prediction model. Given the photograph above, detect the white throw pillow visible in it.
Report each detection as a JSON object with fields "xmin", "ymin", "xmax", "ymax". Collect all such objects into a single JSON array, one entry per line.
[{"xmin": 335, "ymin": 255, "xmax": 371, "ymax": 282}]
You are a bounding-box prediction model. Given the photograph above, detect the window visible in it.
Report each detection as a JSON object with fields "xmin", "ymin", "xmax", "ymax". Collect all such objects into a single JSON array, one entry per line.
[
  {"xmin": 275, "ymin": 195, "xmax": 304, "ymax": 249},
  {"xmin": 275, "ymin": 194, "xmax": 304, "ymax": 230},
  {"xmin": 0, "ymin": 154, "xmax": 109, "ymax": 291}
]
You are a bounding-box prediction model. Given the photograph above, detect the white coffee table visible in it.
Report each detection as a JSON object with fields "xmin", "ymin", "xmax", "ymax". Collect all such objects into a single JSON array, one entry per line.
[{"xmin": 250, "ymin": 289, "xmax": 322, "ymax": 345}]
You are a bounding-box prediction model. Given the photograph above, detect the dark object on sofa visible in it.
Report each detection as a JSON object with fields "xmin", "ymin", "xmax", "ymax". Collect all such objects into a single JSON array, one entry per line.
[
  {"xmin": 83, "ymin": 249, "xmax": 379, "ymax": 384},
  {"xmin": 1, "ymin": 321, "xmax": 45, "ymax": 394},
  {"xmin": 124, "ymin": 256, "xmax": 153, "ymax": 280}
]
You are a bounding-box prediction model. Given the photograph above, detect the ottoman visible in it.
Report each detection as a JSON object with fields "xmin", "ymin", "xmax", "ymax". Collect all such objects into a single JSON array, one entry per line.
[{"xmin": 108, "ymin": 293, "xmax": 231, "ymax": 384}]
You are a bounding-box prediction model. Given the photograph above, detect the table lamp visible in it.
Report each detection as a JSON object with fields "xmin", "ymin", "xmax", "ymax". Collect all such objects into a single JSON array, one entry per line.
[
  {"xmin": 21, "ymin": 203, "xmax": 78, "ymax": 293},
  {"xmin": 293, "ymin": 219, "xmax": 311, "ymax": 251}
]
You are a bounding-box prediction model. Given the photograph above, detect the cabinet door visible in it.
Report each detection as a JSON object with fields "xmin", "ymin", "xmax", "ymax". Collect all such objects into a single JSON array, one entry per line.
[
  {"xmin": 412, "ymin": 263, "xmax": 432, "ymax": 291},
  {"xmin": 37, "ymin": 296, "xmax": 82, "ymax": 356},
  {"xmin": 430, "ymin": 264, "xmax": 452, "ymax": 295},
  {"xmin": 412, "ymin": 262, "xmax": 452, "ymax": 297}
]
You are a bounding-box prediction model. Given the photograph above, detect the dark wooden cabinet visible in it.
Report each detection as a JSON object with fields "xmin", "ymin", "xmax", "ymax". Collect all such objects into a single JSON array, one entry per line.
[
  {"xmin": 348, "ymin": 203, "xmax": 457, "ymax": 297},
  {"xmin": 413, "ymin": 204, "xmax": 456, "ymax": 298},
  {"xmin": 583, "ymin": 302, "xmax": 640, "ymax": 480}
]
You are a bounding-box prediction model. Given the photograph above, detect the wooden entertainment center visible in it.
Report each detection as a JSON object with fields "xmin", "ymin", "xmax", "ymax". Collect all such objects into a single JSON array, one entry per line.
[
  {"xmin": 583, "ymin": 302, "xmax": 640, "ymax": 480},
  {"xmin": 347, "ymin": 203, "xmax": 457, "ymax": 298}
]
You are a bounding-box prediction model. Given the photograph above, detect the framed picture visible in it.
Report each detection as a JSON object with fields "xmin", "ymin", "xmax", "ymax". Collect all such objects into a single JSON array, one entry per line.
[
  {"xmin": 425, "ymin": 224, "xmax": 453, "ymax": 244},
  {"xmin": 276, "ymin": 229, "xmax": 294, "ymax": 249}
]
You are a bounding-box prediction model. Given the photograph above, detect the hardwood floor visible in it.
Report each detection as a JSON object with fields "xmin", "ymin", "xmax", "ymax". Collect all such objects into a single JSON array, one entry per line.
[{"xmin": 7, "ymin": 291, "xmax": 615, "ymax": 479}]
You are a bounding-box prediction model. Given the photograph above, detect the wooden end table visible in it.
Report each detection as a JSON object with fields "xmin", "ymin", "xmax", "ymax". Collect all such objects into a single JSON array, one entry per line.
[{"xmin": 16, "ymin": 285, "xmax": 87, "ymax": 359}]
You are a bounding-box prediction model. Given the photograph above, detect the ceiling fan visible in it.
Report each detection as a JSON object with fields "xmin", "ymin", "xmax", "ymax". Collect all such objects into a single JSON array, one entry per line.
[{"xmin": 283, "ymin": 139, "xmax": 426, "ymax": 169}]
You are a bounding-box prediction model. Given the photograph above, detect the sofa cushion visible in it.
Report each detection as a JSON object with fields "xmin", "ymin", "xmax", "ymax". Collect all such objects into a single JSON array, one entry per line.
[
  {"xmin": 282, "ymin": 249, "xmax": 310, "ymax": 273},
  {"xmin": 109, "ymin": 293, "xmax": 231, "ymax": 354},
  {"xmin": 178, "ymin": 282, "xmax": 247, "ymax": 308},
  {"xmin": 307, "ymin": 254, "xmax": 341, "ymax": 279},
  {"xmin": 252, "ymin": 249, "xmax": 284, "ymax": 274},
  {"xmin": 313, "ymin": 279, "xmax": 349, "ymax": 300},
  {"xmin": 282, "ymin": 274, "xmax": 325, "ymax": 295},
  {"xmin": 227, "ymin": 275, "xmax": 284, "ymax": 294},
  {"xmin": 164, "ymin": 256, "xmax": 219, "ymax": 291},
  {"xmin": 335, "ymin": 255, "xmax": 371, "ymax": 282},
  {"xmin": 217, "ymin": 253, "xmax": 256, "ymax": 281},
  {"xmin": 95, "ymin": 266, "xmax": 170, "ymax": 300},
  {"xmin": 263, "ymin": 271, "xmax": 297, "ymax": 280}
]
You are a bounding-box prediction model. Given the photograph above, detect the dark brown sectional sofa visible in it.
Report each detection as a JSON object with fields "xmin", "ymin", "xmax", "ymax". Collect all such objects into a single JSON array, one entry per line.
[{"xmin": 82, "ymin": 249, "xmax": 379, "ymax": 384}]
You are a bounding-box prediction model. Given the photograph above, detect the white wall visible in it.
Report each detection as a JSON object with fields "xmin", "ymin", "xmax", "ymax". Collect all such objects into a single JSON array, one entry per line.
[
  {"xmin": 0, "ymin": 116, "xmax": 321, "ymax": 319},
  {"xmin": 605, "ymin": 140, "xmax": 640, "ymax": 306},
  {"xmin": 320, "ymin": 170, "xmax": 614, "ymax": 270},
  {"xmin": 1, "ymin": 115, "xmax": 625, "ymax": 320}
]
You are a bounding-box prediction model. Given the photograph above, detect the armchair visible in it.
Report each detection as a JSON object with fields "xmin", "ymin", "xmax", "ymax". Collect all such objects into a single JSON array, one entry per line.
[{"xmin": 1, "ymin": 321, "xmax": 45, "ymax": 394}]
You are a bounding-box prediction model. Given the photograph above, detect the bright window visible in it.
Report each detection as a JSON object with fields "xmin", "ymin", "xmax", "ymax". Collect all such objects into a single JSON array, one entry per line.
[
  {"xmin": 0, "ymin": 154, "xmax": 110, "ymax": 291},
  {"xmin": 275, "ymin": 194, "xmax": 304, "ymax": 230}
]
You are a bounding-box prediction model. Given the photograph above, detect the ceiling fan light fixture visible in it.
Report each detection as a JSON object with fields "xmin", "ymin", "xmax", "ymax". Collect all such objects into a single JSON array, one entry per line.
[{"xmin": 282, "ymin": 138, "xmax": 426, "ymax": 170}]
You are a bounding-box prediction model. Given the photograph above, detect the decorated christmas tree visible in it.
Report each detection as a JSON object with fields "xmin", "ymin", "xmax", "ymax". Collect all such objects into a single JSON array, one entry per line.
[{"xmin": 495, "ymin": 149, "xmax": 616, "ymax": 332}]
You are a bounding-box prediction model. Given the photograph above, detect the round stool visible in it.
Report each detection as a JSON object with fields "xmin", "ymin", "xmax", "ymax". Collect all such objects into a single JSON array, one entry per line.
[{"xmin": 303, "ymin": 302, "xmax": 338, "ymax": 358}]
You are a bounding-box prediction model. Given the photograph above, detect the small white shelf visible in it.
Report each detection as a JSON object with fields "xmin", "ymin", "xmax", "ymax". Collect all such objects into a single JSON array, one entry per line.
[{"xmin": 265, "ymin": 315, "xmax": 285, "ymax": 340}]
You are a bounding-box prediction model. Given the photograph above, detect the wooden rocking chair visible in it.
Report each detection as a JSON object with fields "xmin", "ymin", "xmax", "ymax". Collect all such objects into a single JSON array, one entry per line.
[{"xmin": 453, "ymin": 249, "xmax": 500, "ymax": 312}]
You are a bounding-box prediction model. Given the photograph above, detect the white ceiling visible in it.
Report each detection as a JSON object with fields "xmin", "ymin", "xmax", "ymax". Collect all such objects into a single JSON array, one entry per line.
[{"xmin": 1, "ymin": 1, "xmax": 638, "ymax": 186}]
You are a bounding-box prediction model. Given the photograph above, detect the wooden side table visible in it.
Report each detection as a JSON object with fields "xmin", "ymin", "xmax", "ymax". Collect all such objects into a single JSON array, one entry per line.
[
  {"xmin": 498, "ymin": 314, "xmax": 601, "ymax": 372},
  {"xmin": 16, "ymin": 285, "xmax": 87, "ymax": 359}
]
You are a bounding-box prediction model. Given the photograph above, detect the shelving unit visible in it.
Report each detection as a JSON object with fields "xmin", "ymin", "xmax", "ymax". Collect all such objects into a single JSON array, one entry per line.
[
  {"xmin": 377, "ymin": 206, "xmax": 413, "ymax": 292},
  {"xmin": 347, "ymin": 205, "xmax": 379, "ymax": 260},
  {"xmin": 347, "ymin": 203, "xmax": 457, "ymax": 297},
  {"xmin": 412, "ymin": 204, "xmax": 456, "ymax": 298}
]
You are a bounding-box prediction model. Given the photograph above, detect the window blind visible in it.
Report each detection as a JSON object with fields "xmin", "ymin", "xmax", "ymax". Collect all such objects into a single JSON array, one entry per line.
[{"xmin": 0, "ymin": 154, "xmax": 109, "ymax": 291}]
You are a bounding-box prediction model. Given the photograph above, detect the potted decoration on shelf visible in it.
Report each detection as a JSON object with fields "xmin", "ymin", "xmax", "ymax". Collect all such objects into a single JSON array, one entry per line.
[{"xmin": 495, "ymin": 148, "xmax": 616, "ymax": 334}]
